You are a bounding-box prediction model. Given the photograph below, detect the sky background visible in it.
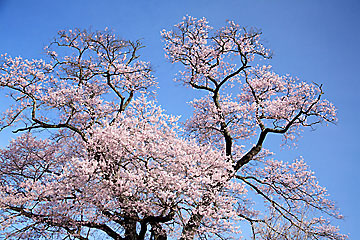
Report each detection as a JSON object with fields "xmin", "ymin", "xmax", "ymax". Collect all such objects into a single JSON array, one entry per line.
[{"xmin": 0, "ymin": 0, "xmax": 359, "ymax": 238}]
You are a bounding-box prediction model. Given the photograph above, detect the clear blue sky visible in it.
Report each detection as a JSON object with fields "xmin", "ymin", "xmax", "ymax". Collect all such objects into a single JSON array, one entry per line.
[{"xmin": 0, "ymin": 0, "xmax": 359, "ymax": 238}]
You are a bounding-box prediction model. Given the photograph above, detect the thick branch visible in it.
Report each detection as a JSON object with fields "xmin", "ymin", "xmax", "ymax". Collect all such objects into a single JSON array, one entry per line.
[
  {"xmin": 138, "ymin": 211, "xmax": 174, "ymax": 240},
  {"xmin": 7, "ymin": 206, "xmax": 124, "ymax": 240},
  {"xmin": 234, "ymin": 129, "xmax": 268, "ymax": 171}
]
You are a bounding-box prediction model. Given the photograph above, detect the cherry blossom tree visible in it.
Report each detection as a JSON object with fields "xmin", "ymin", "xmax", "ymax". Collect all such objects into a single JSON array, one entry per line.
[{"xmin": 0, "ymin": 17, "xmax": 346, "ymax": 239}]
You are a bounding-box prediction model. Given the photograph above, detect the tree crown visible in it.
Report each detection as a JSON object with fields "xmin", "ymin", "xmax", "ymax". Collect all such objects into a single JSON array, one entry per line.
[{"xmin": 0, "ymin": 17, "xmax": 346, "ymax": 240}]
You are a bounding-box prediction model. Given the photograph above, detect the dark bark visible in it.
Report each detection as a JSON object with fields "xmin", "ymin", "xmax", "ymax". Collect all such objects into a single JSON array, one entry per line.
[
  {"xmin": 123, "ymin": 213, "xmax": 138, "ymax": 240},
  {"xmin": 179, "ymin": 213, "xmax": 203, "ymax": 240},
  {"xmin": 150, "ymin": 222, "xmax": 167, "ymax": 240}
]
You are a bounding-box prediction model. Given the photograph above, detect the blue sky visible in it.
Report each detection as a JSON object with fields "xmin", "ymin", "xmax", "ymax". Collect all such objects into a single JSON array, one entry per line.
[{"xmin": 0, "ymin": 0, "xmax": 359, "ymax": 238}]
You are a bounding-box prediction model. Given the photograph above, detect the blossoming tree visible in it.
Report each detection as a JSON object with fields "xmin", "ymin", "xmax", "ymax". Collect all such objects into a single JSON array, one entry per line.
[{"xmin": 0, "ymin": 17, "xmax": 346, "ymax": 239}]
